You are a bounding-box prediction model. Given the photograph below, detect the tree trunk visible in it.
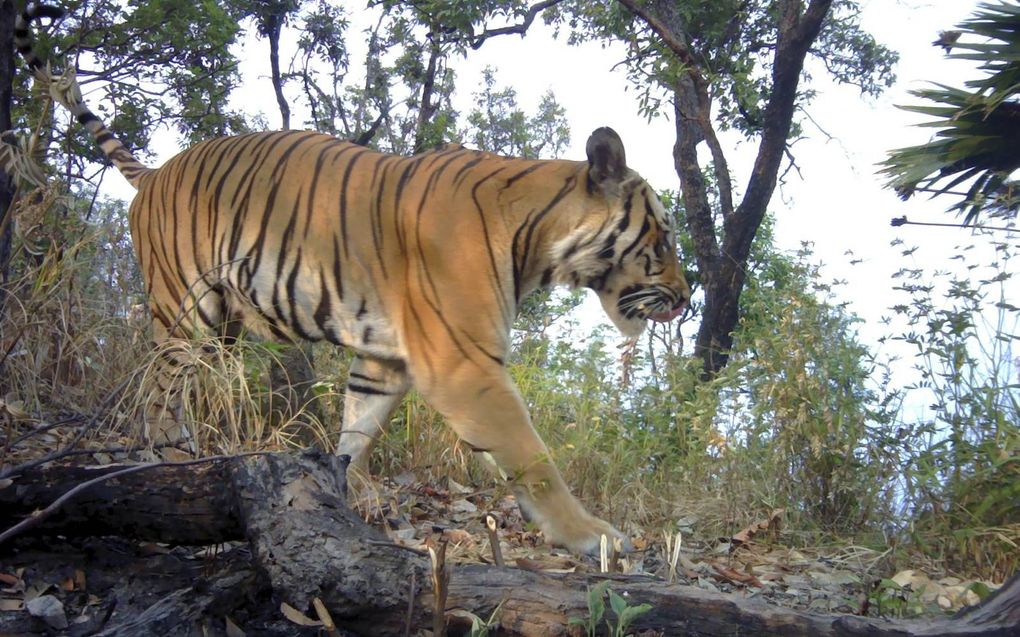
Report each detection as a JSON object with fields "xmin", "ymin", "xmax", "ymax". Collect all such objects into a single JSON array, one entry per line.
[
  {"xmin": 0, "ymin": 0, "xmax": 17, "ymax": 314},
  {"xmin": 622, "ymin": 0, "xmax": 835, "ymax": 377},
  {"xmin": 0, "ymin": 460, "xmax": 243, "ymax": 544},
  {"xmin": 413, "ymin": 37, "xmax": 442, "ymax": 153},
  {"xmin": 2, "ymin": 451, "xmax": 1018, "ymax": 637},
  {"xmin": 264, "ymin": 11, "xmax": 291, "ymax": 131}
]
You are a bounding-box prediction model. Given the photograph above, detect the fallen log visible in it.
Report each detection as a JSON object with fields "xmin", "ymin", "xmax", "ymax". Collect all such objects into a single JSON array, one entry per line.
[
  {"xmin": 0, "ymin": 458, "xmax": 243, "ymax": 544},
  {"xmin": 2, "ymin": 451, "xmax": 1018, "ymax": 637}
]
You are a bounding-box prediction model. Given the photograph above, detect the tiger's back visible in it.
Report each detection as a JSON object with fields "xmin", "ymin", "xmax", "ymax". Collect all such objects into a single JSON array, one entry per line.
[{"xmin": 135, "ymin": 129, "xmax": 588, "ymax": 368}]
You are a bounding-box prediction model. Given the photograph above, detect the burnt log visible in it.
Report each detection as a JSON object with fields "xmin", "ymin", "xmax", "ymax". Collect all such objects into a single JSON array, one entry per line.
[
  {"xmin": 0, "ymin": 457, "xmax": 243, "ymax": 544},
  {"xmin": 2, "ymin": 451, "xmax": 1018, "ymax": 637}
]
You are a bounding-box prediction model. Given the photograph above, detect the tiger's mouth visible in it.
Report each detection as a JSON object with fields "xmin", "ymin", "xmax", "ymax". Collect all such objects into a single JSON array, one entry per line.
[
  {"xmin": 618, "ymin": 285, "xmax": 687, "ymax": 323},
  {"xmin": 648, "ymin": 298, "xmax": 687, "ymax": 323}
]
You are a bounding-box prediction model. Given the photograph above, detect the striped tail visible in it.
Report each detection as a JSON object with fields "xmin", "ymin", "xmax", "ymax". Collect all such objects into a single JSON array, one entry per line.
[{"xmin": 15, "ymin": 3, "xmax": 151, "ymax": 189}]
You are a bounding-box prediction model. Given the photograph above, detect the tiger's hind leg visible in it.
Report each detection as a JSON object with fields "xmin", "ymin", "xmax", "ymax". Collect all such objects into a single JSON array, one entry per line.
[
  {"xmin": 336, "ymin": 355, "xmax": 410, "ymax": 479},
  {"xmin": 140, "ymin": 321, "xmax": 200, "ymax": 458},
  {"xmin": 139, "ymin": 284, "xmax": 235, "ymax": 458}
]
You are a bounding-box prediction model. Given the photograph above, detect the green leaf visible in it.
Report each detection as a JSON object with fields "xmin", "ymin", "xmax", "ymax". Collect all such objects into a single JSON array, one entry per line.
[{"xmin": 608, "ymin": 589, "xmax": 628, "ymax": 619}]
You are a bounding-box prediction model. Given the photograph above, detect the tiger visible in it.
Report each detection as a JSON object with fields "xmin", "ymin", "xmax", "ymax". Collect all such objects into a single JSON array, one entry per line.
[{"xmin": 16, "ymin": 3, "xmax": 690, "ymax": 554}]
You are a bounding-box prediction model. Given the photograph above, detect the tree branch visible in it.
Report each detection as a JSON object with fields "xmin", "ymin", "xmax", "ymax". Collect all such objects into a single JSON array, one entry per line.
[
  {"xmin": 727, "ymin": 0, "xmax": 832, "ymax": 261},
  {"xmin": 617, "ymin": 0, "xmax": 735, "ymax": 223},
  {"xmin": 469, "ymin": 0, "xmax": 566, "ymax": 49}
]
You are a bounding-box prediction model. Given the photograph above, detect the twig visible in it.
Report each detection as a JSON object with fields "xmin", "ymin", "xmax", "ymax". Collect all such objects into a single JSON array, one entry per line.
[
  {"xmin": 3, "ymin": 416, "xmax": 83, "ymax": 448},
  {"xmin": 17, "ymin": 441, "xmax": 187, "ymax": 460},
  {"xmin": 429, "ymin": 538, "xmax": 450, "ymax": 637},
  {"xmin": 0, "ymin": 451, "xmax": 268, "ymax": 545},
  {"xmin": 890, "ymin": 215, "xmax": 1019, "ymax": 233},
  {"xmin": 600, "ymin": 533, "xmax": 609, "ymax": 573},
  {"xmin": 364, "ymin": 538, "xmax": 428, "ymax": 556},
  {"xmin": 485, "ymin": 514, "xmax": 504, "ymax": 567},
  {"xmin": 469, "ymin": 0, "xmax": 565, "ymax": 49},
  {"xmin": 610, "ymin": 537, "xmax": 623, "ymax": 573}
]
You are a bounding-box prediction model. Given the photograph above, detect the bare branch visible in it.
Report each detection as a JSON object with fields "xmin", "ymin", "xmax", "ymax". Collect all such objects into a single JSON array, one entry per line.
[{"xmin": 469, "ymin": 0, "xmax": 566, "ymax": 49}]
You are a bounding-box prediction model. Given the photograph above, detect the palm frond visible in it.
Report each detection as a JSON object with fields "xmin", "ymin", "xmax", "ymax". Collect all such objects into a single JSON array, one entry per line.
[{"xmin": 879, "ymin": 1, "xmax": 1020, "ymax": 224}]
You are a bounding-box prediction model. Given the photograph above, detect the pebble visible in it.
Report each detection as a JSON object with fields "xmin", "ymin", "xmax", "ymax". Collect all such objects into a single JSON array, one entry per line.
[{"xmin": 26, "ymin": 594, "xmax": 68, "ymax": 630}]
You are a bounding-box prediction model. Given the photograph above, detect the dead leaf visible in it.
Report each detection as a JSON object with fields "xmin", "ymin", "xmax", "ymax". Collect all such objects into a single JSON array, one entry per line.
[
  {"xmin": 0, "ymin": 598, "xmax": 24, "ymax": 611},
  {"xmin": 443, "ymin": 528, "xmax": 474, "ymax": 546},
  {"xmin": 312, "ymin": 597, "xmax": 339, "ymax": 637},
  {"xmin": 0, "ymin": 573, "xmax": 20, "ymax": 587},
  {"xmin": 450, "ymin": 498, "xmax": 478, "ymax": 516},
  {"xmin": 1, "ymin": 395, "xmax": 30, "ymax": 421},
  {"xmin": 225, "ymin": 616, "xmax": 246, "ymax": 637},
  {"xmin": 732, "ymin": 509, "xmax": 784, "ymax": 546},
  {"xmin": 514, "ymin": 555, "xmax": 579, "ymax": 573},
  {"xmin": 712, "ymin": 564, "xmax": 763, "ymax": 588},
  {"xmin": 280, "ymin": 602, "xmax": 322, "ymax": 627},
  {"xmin": 23, "ymin": 583, "xmax": 52, "ymax": 602},
  {"xmin": 446, "ymin": 478, "xmax": 473, "ymax": 495}
]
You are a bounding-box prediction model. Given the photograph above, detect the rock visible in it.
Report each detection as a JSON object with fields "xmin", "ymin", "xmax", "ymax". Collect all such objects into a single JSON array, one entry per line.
[{"xmin": 25, "ymin": 594, "xmax": 68, "ymax": 630}]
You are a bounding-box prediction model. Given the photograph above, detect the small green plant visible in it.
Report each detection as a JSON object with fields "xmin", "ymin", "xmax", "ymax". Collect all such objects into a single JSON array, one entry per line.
[
  {"xmin": 868, "ymin": 578, "xmax": 928, "ymax": 618},
  {"xmin": 570, "ymin": 580, "xmax": 652, "ymax": 637}
]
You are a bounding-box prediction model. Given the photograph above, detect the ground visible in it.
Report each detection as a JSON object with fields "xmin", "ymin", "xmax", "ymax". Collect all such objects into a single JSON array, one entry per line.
[{"xmin": 0, "ymin": 418, "xmax": 1002, "ymax": 635}]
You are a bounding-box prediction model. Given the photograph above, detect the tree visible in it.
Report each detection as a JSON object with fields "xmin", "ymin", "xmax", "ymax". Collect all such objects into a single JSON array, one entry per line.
[
  {"xmin": 555, "ymin": 0, "xmax": 896, "ymax": 376},
  {"xmin": 9, "ymin": 0, "xmax": 251, "ymax": 182},
  {"xmin": 240, "ymin": 0, "xmax": 303, "ymax": 130},
  {"xmin": 881, "ymin": 1, "xmax": 1020, "ymax": 226},
  {"xmin": 0, "ymin": 0, "xmax": 17, "ymax": 307}
]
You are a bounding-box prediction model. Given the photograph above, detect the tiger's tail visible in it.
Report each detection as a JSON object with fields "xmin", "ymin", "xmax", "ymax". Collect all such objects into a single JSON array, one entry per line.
[{"xmin": 15, "ymin": 3, "xmax": 150, "ymax": 189}]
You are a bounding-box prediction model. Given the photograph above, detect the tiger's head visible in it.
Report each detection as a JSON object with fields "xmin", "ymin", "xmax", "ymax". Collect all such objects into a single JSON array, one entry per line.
[{"xmin": 552, "ymin": 127, "xmax": 690, "ymax": 338}]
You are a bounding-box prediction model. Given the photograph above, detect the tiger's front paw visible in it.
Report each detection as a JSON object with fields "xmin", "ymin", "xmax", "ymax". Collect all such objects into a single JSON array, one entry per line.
[
  {"xmin": 544, "ymin": 512, "xmax": 633, "ymax": 557},
  {"xmin": 516, "ymin": 488, "xmax": 632, "ymax": 556}
]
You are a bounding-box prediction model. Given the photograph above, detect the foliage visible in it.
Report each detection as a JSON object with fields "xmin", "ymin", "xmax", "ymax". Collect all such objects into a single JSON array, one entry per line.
[
  {"xmin": 569, "ymin": 580, "xmax": 652, "ymax": 637},
  {"xmin": 0, "ymin": 187, "xmax": 146, "ymax": 415},
  {"xmin": 14, "ymin": 0, "xmax": 252, "ymax": 163},
  {"xmin": 733, "ymin": 245, "xmax": 900, "ymax": 533},
  {"xmin": 868, "ymin": 578, "xmax": 930, "ymax": 619},
  {"xmin": 886, "ymin": 236, "xmax": 1019, "ymax": 579},
  {"xmin": 881, "ymin": 1, "xmax": 1020, "ymax": 224},
  {"xmin": 547, "ymin": 0, "xmax": 898, "ymax": 377},
  {"xmin": 463, "ymin": 67, "xmax": 570, "ymax": 158}
]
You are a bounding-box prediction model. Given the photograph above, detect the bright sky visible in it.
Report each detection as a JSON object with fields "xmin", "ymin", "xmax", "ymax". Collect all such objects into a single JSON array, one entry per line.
[{"xmin": 100, "ymin": 0, "xmax": 1013, "ymax": 407}]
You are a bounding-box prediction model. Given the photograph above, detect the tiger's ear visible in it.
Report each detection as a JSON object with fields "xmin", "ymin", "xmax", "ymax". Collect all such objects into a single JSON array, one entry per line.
[{"xmin": 586, "ymin": 127, "xmax": 627, "ymax": 190}]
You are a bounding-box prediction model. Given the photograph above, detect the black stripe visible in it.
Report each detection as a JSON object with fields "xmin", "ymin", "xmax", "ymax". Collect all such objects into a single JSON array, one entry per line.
[
  {"xmin": 347, "ymin": 383, "xmax": 391, "ymax": 396},
  {"xmin": 512, "ymin": 175, "xmax": 578, "ymax": 300},
  {"xmin": 338, "ymin": 148, "xmax": 372, "ymax": 255}
]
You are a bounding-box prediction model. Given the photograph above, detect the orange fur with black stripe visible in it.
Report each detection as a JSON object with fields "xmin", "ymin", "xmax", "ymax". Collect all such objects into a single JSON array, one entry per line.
[{"xmin": 18, "ymin": 4, "xmax": 690, "ymax": 554}]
